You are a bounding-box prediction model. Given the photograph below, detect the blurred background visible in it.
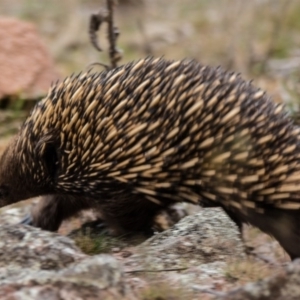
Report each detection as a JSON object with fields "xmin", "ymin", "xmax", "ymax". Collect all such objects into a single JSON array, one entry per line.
[{"xmin": 0, "ymin": 0, "xmax": 300, "ymax": 141}]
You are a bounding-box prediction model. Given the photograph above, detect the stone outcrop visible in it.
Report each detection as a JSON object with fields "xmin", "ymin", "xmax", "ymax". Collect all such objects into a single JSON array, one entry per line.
[{"xmin": 0, "ymin": 224, "xmax": 137, "ymax": 300}]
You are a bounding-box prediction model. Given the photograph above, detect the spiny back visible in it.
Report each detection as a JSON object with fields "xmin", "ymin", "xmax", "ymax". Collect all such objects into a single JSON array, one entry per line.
[{"xmin": 14, "ymin": 57, "xmax": 300, "ymax": 212}]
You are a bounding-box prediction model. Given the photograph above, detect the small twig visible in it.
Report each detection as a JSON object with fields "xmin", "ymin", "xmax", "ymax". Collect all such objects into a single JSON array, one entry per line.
[
  {"xmin": 125, "ymin": 267, "xmax": 188, "ymax": 274},
  {"xmin": 106, "ymin": 0, "xmax": 121, "ymax": 68},
  {"xmin": 86, "ymin": 61, "xmax": 110, "ymax": 71}
]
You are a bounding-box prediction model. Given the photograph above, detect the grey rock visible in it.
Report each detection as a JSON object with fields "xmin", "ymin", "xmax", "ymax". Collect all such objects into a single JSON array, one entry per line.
[
  {"xmin": 136, "ymin": 207, "xmax": 245, "ymax": 268},
  {"xmin": 0, "ymin": 224, "xmax": 85, "ymax": 280},
  {"xmin": 123, "ymin": 208, "xmax": 245, "ymax": 297},
  {"xmin": 0, "ymin": 224, "xmax": 137, "ymax": 300}
]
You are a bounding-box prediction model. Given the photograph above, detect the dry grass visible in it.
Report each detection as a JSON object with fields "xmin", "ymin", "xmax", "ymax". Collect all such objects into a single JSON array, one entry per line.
[
  {"xmin": 140, "ymin": 281, "xmax": 192, "ymax": 300},
  {"xmin": 224, "ymin": 257, "xmax": 281, "ymax": 285}
]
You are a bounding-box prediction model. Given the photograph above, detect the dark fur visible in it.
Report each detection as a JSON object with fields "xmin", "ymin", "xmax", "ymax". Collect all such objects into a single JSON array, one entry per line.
[{"xmin": 28, "ymin": 194, "xmax": 162, "ymax": 235}]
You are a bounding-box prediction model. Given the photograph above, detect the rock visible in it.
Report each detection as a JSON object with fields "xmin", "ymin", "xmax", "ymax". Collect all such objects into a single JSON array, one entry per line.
[
  {"xmin": 0, "ymin": 224, "xmax": 85, "ymax": 277},
  {"xmin": 0, "ymin": 17, "xmax": 59, "ymax": 99},
  {"xmin": 121, "ymin": 208, "xmax": 245, "ymax": 298},
  {"xmin": 0, "ymin": 224, "xmax": 137, "ymax": 300},
  {"xmin": 136, "ymin": 207, "xmax": 245, "ymax": 268},
  {"xmin": 0, "ymin": 199, "xmax": 37, "ymax": 227},
  {"xmin": 219, "ymin": 260, "xmax": 300, "ymax": 300},
  {"xmin": 0, "ymin": 255, "xmax": 136, "ymax": 300}
]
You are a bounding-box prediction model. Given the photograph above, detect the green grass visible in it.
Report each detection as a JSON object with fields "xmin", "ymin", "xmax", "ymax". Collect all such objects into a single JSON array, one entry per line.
[{"xmin": 74, "ymin": 229, "xmax": 120, "ymax": 255}]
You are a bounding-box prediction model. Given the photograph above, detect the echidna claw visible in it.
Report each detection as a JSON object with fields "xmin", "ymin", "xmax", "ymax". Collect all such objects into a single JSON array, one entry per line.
[{"xmin": 19, "ymin": 214, "xmax": 33, "ymax": 226}]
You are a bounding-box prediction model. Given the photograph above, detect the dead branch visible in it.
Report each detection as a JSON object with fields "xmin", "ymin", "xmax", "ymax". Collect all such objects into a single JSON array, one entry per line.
[{"xmin": 89, "ymin": 0, "xmax": 122, "ymax": 69}]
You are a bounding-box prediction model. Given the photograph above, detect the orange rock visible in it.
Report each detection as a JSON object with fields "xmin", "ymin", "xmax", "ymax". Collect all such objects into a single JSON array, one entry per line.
[{"xmin": 0, "ymin": 17, "xmax": 60, "ymax": 99}]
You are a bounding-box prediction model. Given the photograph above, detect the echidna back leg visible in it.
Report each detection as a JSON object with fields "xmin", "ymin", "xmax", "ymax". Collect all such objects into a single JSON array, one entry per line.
[
  {"xmin": 21, "ymin": 195, "xmax": 95, "ymax": 231},
  {"xmin": 98, "ymin": 195, "xmax": 168, "ymax": 236},
  {"xmin": 240, "ymin": 208, "xmax": 300, "ymax": 260}
]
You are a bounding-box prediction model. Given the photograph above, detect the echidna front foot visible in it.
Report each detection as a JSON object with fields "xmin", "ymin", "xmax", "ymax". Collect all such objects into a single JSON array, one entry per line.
[{"xmin": 22, "ymin": 194, "xmax": 95, "ymax": 232}]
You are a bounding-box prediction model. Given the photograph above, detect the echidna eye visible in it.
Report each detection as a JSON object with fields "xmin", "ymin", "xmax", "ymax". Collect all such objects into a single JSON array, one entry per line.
[{"xmin": 0, "ymin": 185, "xmax": 9, "ymax": 198}]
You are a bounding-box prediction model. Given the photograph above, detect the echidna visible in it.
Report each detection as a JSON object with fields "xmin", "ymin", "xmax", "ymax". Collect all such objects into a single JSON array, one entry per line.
[{"xmin": 1, "ymin": 57, "xmax": 300, "ymax": 259}]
